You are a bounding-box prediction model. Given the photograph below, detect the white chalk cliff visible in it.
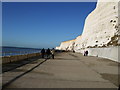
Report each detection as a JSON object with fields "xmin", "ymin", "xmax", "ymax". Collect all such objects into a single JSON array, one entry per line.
[
  {"xmin": 56, "ymin": 0, "xmax": 120, "ymax": 61},
  {"xmin": 75, "ymin": 0, "xmax": 120, "ymax": 50},
  {"xmin": 56, "ymin": 0, "xmax": 120, "ymax": 50},
  {"xmin": 57, "ymin": 39, "xmax": 75, "ymax": 51}
]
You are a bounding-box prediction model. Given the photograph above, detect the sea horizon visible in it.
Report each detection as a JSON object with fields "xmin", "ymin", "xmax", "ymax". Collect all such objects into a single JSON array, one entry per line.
[{"xmin": 1, "ymin": 46, "xmax": 42, "ymax": 57}]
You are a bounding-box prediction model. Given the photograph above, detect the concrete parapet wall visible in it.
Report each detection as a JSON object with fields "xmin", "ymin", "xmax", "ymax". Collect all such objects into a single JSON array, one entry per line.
[
  {"xmin": 2, "ymin": 56, "xmax": 11, "ymax": 64},
  {"xmin": 83, "ymin": 46, "xmax": 119, "ymax": 62},
  {"xmin": 2, "ymin": 53, "xmax": 41, "ymax": 64}
]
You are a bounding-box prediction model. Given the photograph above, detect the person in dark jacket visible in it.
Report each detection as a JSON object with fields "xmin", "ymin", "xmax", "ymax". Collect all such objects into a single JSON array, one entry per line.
[
  {"xmin": 86, "ymin": 50, "xmax": 88, "ymax": 56},
  {"xmin": 41, "ymin": 48, "xmax": 45, "ymax": 58},
  {"xmin": 46, "ymin": 48, "xmax": 51, "ymax": 59},
  {"xmin": 84, "ymin": 51, "xmax": 86, "ymax": 56}
]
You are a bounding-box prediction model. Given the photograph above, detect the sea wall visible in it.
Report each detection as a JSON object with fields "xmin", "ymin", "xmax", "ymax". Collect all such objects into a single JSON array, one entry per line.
[
  {"xmin": 2, "ymin": 53, "xmax": 41, "ymax": 64},
  {"xmin": 88, "ymin": 46, "xmax": 119, "ymax": 62},
  {"xmin": 79, "ymin": 46, "xmax": 119, "ymax": 62},
  {"xmin": 56, "ymin": 0, "xmax": 120, "ymax": 62}
]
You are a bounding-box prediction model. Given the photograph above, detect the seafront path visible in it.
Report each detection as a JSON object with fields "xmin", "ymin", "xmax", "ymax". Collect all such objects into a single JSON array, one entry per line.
[{"xmin": 2, "ymin": 52, "xmax": 119, "ymax": 88}]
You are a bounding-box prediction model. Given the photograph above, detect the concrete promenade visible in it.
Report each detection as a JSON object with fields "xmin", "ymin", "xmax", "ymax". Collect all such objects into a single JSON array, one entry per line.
[{"xmin": 3, "ymin": 52, "xmax": 119, "ymax": 88}]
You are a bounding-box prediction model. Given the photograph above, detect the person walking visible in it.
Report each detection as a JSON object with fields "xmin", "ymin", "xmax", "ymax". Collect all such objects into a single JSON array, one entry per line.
[
  {"xmin": 84, "ymin": 51, "xmax": 86, "ymax": 56},
  {"xmin": 73, "ymin": 50, "xmax": 75, "ymax": 53},
  {"xmin": 86, "ymin": 50, "xmax": 88, "ymax": 56},
  {"xmin": 46, "ymin": 48, "xmax": 51, "ymax": 59},
  {"xmin": 51, "ymin": 48, "xmax": 55, "ymax": 59},
  {"xmin": 41, "ymin": 48, "xmax": 45, "ymax": 58}
]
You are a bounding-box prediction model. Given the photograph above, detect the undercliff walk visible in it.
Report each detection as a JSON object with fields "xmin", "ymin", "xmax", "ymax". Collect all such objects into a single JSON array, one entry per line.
[{"xmin": 3, "ymin": 52, "xmax": 119, "ymax": 88}]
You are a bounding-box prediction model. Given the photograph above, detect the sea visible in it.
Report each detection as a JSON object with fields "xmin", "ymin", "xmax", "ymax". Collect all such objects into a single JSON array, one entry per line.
[{"xmin": 1, "ymin": 46, "xmax": 41, "ymax": 57}]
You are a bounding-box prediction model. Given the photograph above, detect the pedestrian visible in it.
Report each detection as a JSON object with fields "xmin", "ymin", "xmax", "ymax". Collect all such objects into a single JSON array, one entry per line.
[
  {"xmin": 86, "ymin": 50, "xmax": 88, "ymax": 56},
  {"xmin": 46, "ymin": 48, "xmax": 51, "ymax": 59},
  {"xmin": 84, "ymin": 51, "xmax": 86, "ymax": 56},
  {"xmin": 41, "ymin": 48, "xmax": 45, "ymax": 58},
  {"xmin": 51, "ymin": 48, "xmax": 55, "ymax": 59},
  {"xmin": 73, "ymin": 50, "xmax": 75, "ymax": 53}
]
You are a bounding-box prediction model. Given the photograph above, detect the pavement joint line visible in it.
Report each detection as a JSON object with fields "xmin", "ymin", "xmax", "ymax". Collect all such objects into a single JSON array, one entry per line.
[{"xmin": 2, "ymin": 58, "xmax": 47, "ymax": 89}]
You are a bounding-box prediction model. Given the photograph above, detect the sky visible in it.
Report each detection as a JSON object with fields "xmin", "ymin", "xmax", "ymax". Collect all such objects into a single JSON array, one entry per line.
[{"xmin": 2, "ymin": 2, "xmax": 97, "ymax": 49}]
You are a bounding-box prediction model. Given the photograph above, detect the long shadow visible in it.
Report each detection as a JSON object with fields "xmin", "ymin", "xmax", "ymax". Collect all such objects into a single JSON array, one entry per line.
[
  {"xmin": 2, "ymin": 58, "xmax": 47, "ymax": 89},
  {"xmin": 2, "ymin": 56, "xmax": 42, "ymax": 73}
]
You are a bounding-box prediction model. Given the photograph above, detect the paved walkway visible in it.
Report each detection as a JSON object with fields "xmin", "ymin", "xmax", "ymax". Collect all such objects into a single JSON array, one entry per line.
[{"xmin": 3, "ymin": 52, "xmax": 119, "ymax": 88}]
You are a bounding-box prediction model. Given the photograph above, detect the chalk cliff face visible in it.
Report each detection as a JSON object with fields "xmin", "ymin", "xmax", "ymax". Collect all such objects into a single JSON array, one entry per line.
[
  {"xmin": 75, "ymin": 0, "xmax": 119, "ymax": 50},
  {"xmin": 57, "ymin": 40, "xmax": 75, "ymax": 51},
  {"xmin": 56, "ymin": 0, "xmax": 120, "ymax": 52}
]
